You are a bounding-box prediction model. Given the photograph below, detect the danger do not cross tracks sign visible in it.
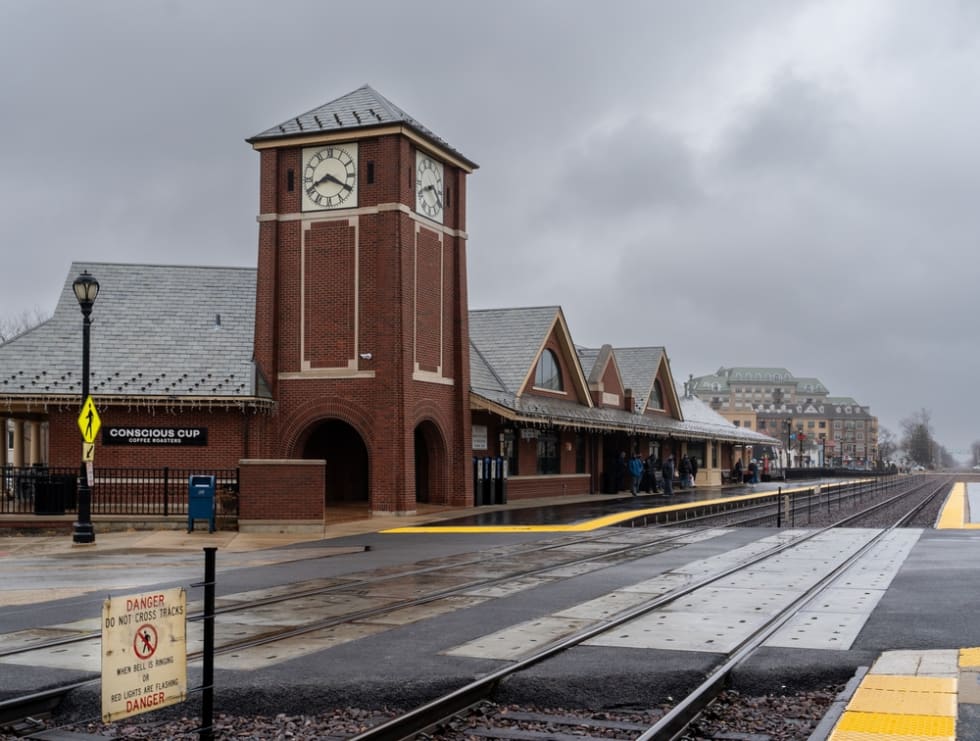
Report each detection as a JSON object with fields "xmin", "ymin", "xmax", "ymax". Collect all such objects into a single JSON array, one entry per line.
[{"xmin": 101, "ymin": 588, "xmax": 187, "ymax": 723}]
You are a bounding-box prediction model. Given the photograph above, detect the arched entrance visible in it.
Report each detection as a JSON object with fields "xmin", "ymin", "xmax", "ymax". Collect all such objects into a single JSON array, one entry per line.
[
  {"xmin": 301, "ymin": 419, "xmax": 368, "ymax": 504},
  {"xmin": 413, "ymin": 421, "xmax": 447, "ymax": 505}
]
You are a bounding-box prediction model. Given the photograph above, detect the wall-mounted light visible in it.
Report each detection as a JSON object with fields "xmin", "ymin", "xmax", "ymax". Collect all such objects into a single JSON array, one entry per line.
[{"xmin": 359, "ymin": 353, "xmax": 373, "ymax": 360}]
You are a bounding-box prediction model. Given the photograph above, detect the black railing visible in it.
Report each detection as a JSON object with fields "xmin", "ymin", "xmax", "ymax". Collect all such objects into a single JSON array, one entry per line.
[{"xmin": 0, "ymin": 465, "xmax": 239, "ymax": 517}]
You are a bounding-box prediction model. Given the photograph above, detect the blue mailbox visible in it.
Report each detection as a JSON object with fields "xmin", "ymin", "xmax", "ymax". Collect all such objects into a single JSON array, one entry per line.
[{"xmin": 187, "ymin": 475, "xmax": 216, "ymax": 533}]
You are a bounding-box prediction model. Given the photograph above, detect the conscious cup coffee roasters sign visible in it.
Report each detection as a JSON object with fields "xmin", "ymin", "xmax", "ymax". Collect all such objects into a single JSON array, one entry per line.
[{"xmin": 102, "ymin": 427, "xmax": 208, "ymax": 446}]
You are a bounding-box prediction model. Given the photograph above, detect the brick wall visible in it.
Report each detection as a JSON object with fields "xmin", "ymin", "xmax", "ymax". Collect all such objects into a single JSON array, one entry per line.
[
  {"xmin": 506, "ymin": 475, "xmax": 591, "ymax": 500},
  {"xmin": 238, "ymin": 459, "xmax": 324, "ymax": 527},
  {"xmin": 250, "ymin": 129, "xmax": 472, "ymax": 515},
  {"xmin": 47, "ymin": 407, "xmax": 260, "ymax": 470}
]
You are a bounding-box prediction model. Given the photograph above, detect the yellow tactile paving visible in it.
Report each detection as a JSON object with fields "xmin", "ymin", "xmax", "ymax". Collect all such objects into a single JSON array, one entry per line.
[
  {"xmin": 860, "ymin": 675, "xmax": 957, "ymax": 694},
  {"xmin": 935, "ymin": 482, "xmax": 980, "ymax": 529},
  {"xmin": 826, "ymin": 646, "xmax": 964, "ymax": 741},
  {"xmin": 830, "ymin": 710, "xmax": 955, "ymax": 738},
  {"xmin": 961, "ymin": 647, "xmax": 980, "ymax": 668},
  {"xmin": 936, "ymin": 482, "xmax": 966, "ymax": 529},
  {"xmin": 846, "ymin": 686, "xmax": 957, "ymax": 717}
]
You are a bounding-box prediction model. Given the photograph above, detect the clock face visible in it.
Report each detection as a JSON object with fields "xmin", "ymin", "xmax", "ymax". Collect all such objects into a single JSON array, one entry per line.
[
  {"xmin": 302, "ymin": 143, "xmax": 358, "ymax": 211},
  {"xmin": 415, "ymin": 151, "xmax": 444, "ymax": 223}
]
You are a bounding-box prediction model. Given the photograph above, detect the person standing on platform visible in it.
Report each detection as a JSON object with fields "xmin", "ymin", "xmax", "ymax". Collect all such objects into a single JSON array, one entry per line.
[
  {"xmin": 733, "ymin": 458, "xmax": 743, "ymax": 483},
  {"xmin": 615, "ymin": 451, "xmax": 627, "ymax": 493},
  {"xmin": 748, "ymin": 459, "xmax": 759, "ymax": 484},
  {"xmin": 628, "ymin": 454, "xmax": 643, "ymax": 496},
  {"xmin": 662, "ymin": 455, "xmax": 675, "ymax": 496},
  {"xmin": 690, "ymin": 456, "xmax": 699, "ymax": 488},
  {"xmin": 646, "ymin": 455, "xmax": 659, "ymax": 493},
  {"xmin": 679, "ymin": 455, "xmax": 691, "ymax": 489}
]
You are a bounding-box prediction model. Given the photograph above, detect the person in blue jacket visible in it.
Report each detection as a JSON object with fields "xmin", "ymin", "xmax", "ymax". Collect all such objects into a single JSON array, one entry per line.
[{"xmin": 628, "ymin": 453, "xmax": 644, "ymax": 495}]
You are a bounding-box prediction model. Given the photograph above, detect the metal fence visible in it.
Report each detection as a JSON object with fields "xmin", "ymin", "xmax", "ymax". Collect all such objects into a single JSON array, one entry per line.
[{"xmin": 0, "ymin": 465, "xmax": 239, "ymax": 517}]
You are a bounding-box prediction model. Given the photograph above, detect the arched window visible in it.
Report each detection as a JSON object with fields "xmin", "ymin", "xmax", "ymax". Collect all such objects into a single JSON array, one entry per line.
[
  {"xmin": 535, "ymin": 349, "xmax": 563, "ymax": 391},
  {"xmin": 648, "ymin": 379, "xmax": 663, "ymax": 410}
]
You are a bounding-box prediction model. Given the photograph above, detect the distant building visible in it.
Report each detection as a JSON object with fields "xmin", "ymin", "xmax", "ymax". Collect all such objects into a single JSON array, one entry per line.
[{"xmin": 689, "ymin": 367, "xmax": 878, "ymax": 468}]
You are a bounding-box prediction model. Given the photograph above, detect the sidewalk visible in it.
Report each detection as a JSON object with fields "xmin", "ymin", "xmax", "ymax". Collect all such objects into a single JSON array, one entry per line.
[{"xmin": 0, "ymin": 493, "xmax": 615, "ymax": 556}]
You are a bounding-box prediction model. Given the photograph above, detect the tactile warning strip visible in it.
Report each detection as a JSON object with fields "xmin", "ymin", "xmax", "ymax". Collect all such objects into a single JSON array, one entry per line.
[
  {"xmin": 961, "ymin": 647, "xmax": 980, "ymax": 668},
  {"xmin": 827, "ymin": 649, "xmax": 959, "ymax": 741}
]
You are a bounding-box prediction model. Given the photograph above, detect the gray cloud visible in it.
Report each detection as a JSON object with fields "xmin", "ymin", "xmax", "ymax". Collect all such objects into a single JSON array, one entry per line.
[{"xmin": 2, "ymin": 0, "xmax": 980, "ymax": 457}]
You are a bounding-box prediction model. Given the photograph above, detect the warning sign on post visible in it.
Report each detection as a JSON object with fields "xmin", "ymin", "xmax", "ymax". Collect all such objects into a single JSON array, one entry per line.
[{"xmin": 101, "ymin": 588, "xmax": 187, "ymax": 723}]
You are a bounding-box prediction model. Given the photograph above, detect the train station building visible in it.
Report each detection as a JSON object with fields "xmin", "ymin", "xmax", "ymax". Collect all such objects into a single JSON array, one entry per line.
[{"xmin": 0, "ymin": 86, "xmax": 775, "ymax": 529}]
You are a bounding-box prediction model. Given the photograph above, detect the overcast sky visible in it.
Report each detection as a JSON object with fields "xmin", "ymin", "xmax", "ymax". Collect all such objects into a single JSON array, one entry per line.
[{"xmin": 2, "ymin": 1, "xmax": 979, "ymax": 459}]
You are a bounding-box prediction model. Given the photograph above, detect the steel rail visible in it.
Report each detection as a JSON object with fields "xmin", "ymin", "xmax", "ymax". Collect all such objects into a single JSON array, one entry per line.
[
  {"xmin": 0, "ymin": 525, "xmax": 690, "ymax": 661},
  {"xmin": 0, "ymin": 475, "xmax": 915, "ymax": 734},
  {"xmin": 634, "ymin": 476, "xmax": 951, "ymax": 741},
  {"xmin": 347, "ymin": 478, "xmax": 942, "ymax": 741}
]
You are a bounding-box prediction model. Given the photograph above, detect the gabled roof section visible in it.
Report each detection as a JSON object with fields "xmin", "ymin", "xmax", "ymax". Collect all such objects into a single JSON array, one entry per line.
[
  {"xmin": 247, "ymin": 84, "xmax": 477, "ymax": 170},
  {"xmin": 611, "ymin": 346, "xmax": 679, "ymax": 416},
  {"xmin": 0, "ymin": 262, "xmax": 267, "ymax": 404},
  {"xmin": 468, "ymin": 306, "xmax": 591, "ymax": 406},
  {"xmin": 576, "ymin": 344, "xmax": 626, "ymax": 402},
  {"xmin": 469, "ymin": 307, "xmax": 559, "ymax": 395}
]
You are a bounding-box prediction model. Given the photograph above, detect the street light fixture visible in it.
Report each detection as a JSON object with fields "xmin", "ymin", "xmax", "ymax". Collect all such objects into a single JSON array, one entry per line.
[{"xmin": 72, "ymin": 270, "xmax": 99, "ymax": 544}]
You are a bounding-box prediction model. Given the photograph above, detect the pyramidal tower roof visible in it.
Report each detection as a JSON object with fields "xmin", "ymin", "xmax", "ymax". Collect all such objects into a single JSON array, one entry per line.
[{"xmin": 247, "ymin": 84, "xmax": 476, "ymax": 168}]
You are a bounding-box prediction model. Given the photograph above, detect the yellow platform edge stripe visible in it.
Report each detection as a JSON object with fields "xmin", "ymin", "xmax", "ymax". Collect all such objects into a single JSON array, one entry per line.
[
  {"xmin": 381, "ymin": 484, "xmax": 824, "ymax": 533},
  {"xmin": 847, "ymin": 685, "xmax": 957, "ymax": 717},
  {"xmin": 834, "ymin": 709, "xmax": 955, "ymax": 737},
  {"xmin": 860, "ymin": 675, "xmax": 957, "ymax": 694},
  {"xmin": 935, "ymin": 481, "xmax": 980, "ymax": 529},
  {"xmin": 961, "ymin": 646, "xmax": 980, "ymax": 668}
]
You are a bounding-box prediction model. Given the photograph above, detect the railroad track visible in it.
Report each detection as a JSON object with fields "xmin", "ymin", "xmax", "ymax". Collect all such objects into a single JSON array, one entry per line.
[
  {"xmin": 0, "ymin": 476, "xmax": 941, "ymax": 738},
  {"xmin": 345, "ymin": 476, "xmax": 950, "ymax": 741},
  {"xmin": 0, "ymin": 478, "xmax": 894, "ymax": 666}
]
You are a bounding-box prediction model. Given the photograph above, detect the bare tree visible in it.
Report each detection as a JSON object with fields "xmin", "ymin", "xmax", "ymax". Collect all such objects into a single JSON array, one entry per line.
[
  {"xmin": 900, "ymin": 408, "xmax": 935, "ymax": 467},
  {"xmin": 877, "ymin": 426, "xmax": 897, "ymax": 465},
  {"xmin": 0, "ymin": 307, "xmax": 50, "ymax": 344}
]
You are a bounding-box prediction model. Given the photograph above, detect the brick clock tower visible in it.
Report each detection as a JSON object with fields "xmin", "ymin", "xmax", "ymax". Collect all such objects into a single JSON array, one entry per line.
[{"xmin": 246, "ymin": 86, "xmax": 477, "ymax": 514}]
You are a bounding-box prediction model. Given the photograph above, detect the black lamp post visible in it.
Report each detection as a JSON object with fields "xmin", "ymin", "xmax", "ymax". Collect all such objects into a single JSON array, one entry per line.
[
  {"xmin": 73, "ymin": 270, "xmax": 99, "ymax": 544},
  {"xmin": 784, "ymin": 419, "xmax": 792, "ymax": 468}
]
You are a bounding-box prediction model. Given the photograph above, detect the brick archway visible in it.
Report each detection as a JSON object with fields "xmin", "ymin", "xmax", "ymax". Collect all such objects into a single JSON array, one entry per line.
[
  {"xmin": 300, "ymin": 419, "xmax": 369, "ymax": 504},
  {"xmin": 414, "ymin": 420, "xmax": 447, "ymax": 505}
]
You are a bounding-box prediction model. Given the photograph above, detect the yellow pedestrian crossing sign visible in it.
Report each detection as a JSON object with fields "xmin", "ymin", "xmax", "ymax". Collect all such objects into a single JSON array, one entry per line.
[{"xmin": 78, "ymin": 396, "xmax": 101, "ymax": 443}]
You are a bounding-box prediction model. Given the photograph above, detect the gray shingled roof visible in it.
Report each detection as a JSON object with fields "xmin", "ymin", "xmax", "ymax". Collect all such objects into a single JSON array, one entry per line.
[
  {"xmin": 611, "ymin": 346, "xmax": 665, "ymax": 412},
  {"xmin": 0, "ymin": 262, "xmax": 265, "ymax": 403},
  {"xmin": 469, "ymin": 307, "xmax": 562, "ymax": 395},
  {"xmin": 247, "ymin": 84, "xmax": 477, "ymax": 169},
  {"xmin": 471, "ymin": 310, "xmax": 776, "ymax": 446},
  {"xmin": 576, "ymin": 347, "xmax": 599, "ymax": 382}
]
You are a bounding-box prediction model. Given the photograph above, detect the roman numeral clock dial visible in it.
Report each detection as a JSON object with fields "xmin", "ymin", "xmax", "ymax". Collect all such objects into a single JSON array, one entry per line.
[
  {"xmin": 302, "ymin": 143, "xmax": 358, "ymax": 211},
  {"xmin": 415, "ymin": 151, "xmax": 444, "ymax": 223}
]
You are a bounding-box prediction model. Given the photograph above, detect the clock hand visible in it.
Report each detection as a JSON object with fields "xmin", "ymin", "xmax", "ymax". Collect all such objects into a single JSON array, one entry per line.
[
  {"xmin": 425, "ymin": 184, "xmax": 443, "ymax": 207},
  {"xmin": 314, "ymin": 172, "xmax": 353, "ymax": 191}
]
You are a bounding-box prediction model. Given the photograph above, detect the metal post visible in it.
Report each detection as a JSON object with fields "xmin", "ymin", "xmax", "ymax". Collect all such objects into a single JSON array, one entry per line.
[
  {"xmin": 73, "ymin": 294, "xmax": 95, "ymax": 544},
  {"xmin": 200, "ymin": 547, "xmax": 217, "ymax": 741},
  {"xmin": 163, "ymin": 466, "xmax": 170, "ymax": 517},
  {"xmin": 777, "ymin": 487, "xmax": 782, "ymax": 527}
]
